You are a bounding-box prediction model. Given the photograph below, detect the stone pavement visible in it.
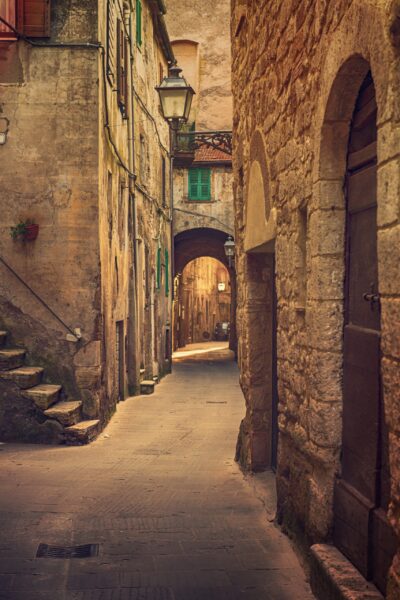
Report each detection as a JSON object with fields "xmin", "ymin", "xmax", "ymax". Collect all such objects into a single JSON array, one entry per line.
[{"xmin": 0, "ymin": 343, "xmax": 315, "ymax": 600}]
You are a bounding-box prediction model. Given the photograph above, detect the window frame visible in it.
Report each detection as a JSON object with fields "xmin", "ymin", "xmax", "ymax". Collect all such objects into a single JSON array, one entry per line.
[{"xmin": 188, "ymin": 167, "xmax": 211, "ymax": 202}]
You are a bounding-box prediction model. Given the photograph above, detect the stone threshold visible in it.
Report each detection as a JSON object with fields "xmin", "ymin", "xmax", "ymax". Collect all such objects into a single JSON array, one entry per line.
[{"xmin": 310, "ymin": 544, "xmax": 384, "ymax": 600}]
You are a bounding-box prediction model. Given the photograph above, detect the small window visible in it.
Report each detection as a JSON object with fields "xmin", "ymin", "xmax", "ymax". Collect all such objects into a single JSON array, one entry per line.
[
  {"xmin": 161, "ymin": 156, "xmax": 166, "ymax": 207},
  {"xmin": 136, "ymin": 0, "xmax": 142, "ymax": 47},
  {"xmin": 188, "ymin": 168, "xmax": 211, "ymax": 201},
  {"xmin": 117, "ymin": 18, "xmax": 128, "ymax": 115},
  {"xmin": 106, "ymin": 0, "xmax": 117, "ymax": 84}
]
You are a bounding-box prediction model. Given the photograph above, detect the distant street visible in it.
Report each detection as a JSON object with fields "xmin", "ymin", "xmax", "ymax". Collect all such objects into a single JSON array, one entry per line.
[{"xmin": 0, "ymin": 343, "xmax": 314, "ymax": 599}]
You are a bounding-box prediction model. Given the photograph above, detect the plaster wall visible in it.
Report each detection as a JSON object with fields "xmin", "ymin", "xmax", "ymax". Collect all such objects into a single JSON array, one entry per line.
[
  {"xmin": 231, "ymin": 0, "xmax": 400, "ymax": 596},
  {"xmin": 0, "ymin": 1, "xmax": 100, "ymax": 408},
  {"xmin": 165, "ymin": 0, "xmax": 232, "ymax": 131}
]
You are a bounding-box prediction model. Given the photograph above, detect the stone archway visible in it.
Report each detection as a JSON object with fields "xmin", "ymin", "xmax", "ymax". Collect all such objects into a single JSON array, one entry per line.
[{"xmin": 173, "ymin": 227, "xmax": 237, "ymax": 355}]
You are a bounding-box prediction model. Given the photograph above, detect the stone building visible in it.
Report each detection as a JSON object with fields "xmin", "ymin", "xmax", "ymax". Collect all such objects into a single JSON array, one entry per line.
[
  {"xmin": 175, "ymin": 256, "xmax": 231, "ymax": 348},
  {"xmin": 0, "ymin": 0, "xmax": 173, "ymax": 444},
  {"xmin": 232, "ymin": 0, "xmax": 400, "ymax": 598},
  {"xmin": 164, "ymin": 0, "xmax": 235, "ymax": 351}
]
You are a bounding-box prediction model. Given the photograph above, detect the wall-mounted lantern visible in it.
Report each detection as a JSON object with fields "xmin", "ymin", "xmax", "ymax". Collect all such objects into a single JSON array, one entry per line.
[
  {"xmin": 224, "ymin": 236, "xmax": 235, "ymax": 268},
  {"xmin": 156, "ymin": 65, "xmax": 195, "ymax": 126}
]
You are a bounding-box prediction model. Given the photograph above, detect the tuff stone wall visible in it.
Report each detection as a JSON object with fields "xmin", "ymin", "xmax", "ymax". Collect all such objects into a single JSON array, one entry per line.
[{"xmin": 231, "ymin": 0, "xmax": 400, "ymax": 596}]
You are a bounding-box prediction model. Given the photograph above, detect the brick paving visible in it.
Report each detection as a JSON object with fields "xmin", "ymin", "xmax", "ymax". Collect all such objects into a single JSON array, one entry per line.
[{"xmin": 0, "ymin": 344, "xmax": 315, "ymax": 599}]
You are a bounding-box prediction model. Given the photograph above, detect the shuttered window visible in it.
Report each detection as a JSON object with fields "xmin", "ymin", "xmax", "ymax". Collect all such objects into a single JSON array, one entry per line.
[
  {"xmin": 106, "ymin": 0, "xmax": 116, "ymax": 84},
  {"xmin": 1, "ymin": 0, "xmax": 50, "ymax": 38},
  {"xmin": 156, "ymin": 247, "xmax": 162, "ymax": 290},
  {"xmin": 188, "ymin": 168, "xmax": 211, "ymax": 201},
  {"xmin": 136, "ymin": 0, "xmax": 142, "ymax": 46},
  {"xmin": 116, "ymin": 18, "xmax": 128, "ymax": 115},
  {"xmin": 165, "ymin": 249, "xmax": 169, "ymax": 297}
]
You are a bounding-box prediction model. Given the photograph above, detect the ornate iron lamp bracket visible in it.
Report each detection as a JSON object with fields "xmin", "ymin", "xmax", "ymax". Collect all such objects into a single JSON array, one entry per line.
[{"xmin": 176, "ymin": 130, "xmax": 232, "ymax": 156}]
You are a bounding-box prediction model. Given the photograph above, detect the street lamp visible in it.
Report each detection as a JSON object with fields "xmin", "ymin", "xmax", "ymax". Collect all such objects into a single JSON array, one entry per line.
[
  {"xmin": 156, "ymin": 64, "xmax": 195, "ymax": 149},
  {"xmin": 224, "ymin": 236, "xmax": 235, "ymax": 268}
]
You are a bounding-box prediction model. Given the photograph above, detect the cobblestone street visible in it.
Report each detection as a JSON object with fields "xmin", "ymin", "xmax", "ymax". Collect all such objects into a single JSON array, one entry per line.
[{"xmin": 0, "ymin": 344, "xmax": 314, "ymax": 600}]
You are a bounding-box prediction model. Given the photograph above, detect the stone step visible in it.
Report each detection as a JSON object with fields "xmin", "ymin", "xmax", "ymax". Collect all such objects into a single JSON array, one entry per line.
[
  {"xmin": 23, "ymin": 384, "xmax": 62, "ymax": 410},
  {"xmin": 0, "ymin": 331, "xmax": 7, "ymax": 347},
  {"xmin": 0, "ymin": 348, "xmax": 26, "ymax": 370},
  {"xmin": 0, "ymin": 366, "xmax": 44, "ymax": 389},
  {"xmin": 140, "ymin": 380, "xmax": 155, "ymax": 395},
  {"xmin": 44, "ymin": 401, "xmax": 82, "ymax": 426},
  {"xmin": 65, "ymin": 419, "xmax": 100, "ymax": 444}
]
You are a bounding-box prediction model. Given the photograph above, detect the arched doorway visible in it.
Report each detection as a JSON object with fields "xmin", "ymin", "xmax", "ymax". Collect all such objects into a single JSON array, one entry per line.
[
  {"xmin": 174, "ymin": 257, "xmax": 231, "ymax": 349},
  {"xmin": 333, "ymin": 71, "xmax": 397, "ymax": 594},
  {"xmin": 173, "ymin": 227, "xmax": 237, "ymax": 355}
]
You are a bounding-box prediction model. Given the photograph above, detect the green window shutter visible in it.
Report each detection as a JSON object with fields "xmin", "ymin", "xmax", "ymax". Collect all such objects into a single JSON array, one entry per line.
[
  {"xmin": 136, "ymin": 0, "xmax": 142, "ymax": 46},
  {"xmin": 188, "ymin": 168, "xmax": 200, "ymax": 200},
  {"xmin": 156, "ymin": 247, "xmax": 161, "ymax": 290},
  {"xmin": 200, "ymin": 169, "xmax": 211, "ymax": 200},
  {"xmin": 165, "ymin": 249, "xmax": 169, "ymax": 297}
]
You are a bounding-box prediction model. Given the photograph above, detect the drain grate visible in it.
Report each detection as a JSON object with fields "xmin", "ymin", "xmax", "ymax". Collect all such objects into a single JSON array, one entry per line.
[{"xmin": 36, "ymin": 543, "xmax": 99, "ymax": 559}]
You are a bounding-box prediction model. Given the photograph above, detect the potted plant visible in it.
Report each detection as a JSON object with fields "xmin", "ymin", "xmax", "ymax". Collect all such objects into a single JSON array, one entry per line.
[{"xmin": 10, "ymin": 220, "xmax": 39, "ymax": 241}]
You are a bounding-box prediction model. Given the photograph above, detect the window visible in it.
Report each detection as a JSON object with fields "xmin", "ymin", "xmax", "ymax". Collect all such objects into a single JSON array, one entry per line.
[
  {"xmin": 188, "ymin": 168, "xmax": 211, "ymax": 201},
  {"xmin": 156, "ymin": 247, "xmax": 162, "ymax": 290},
  {"xmin": 165, "ymin": 248, "xmax": 169, "ymax": 296},
  {"xmin": 136, "ymin": 0, "xmax": 142, "ymax": 47},
  {"xmin": 161, "ymin": 155, "xmax": 166, "ymax": 207},
  {"xmin": 106, "ymin": 0, "xmax": 117, "ymax": 84},
  {"xmin": 0, "ymin": 0, "xmax": 51, "ymax": 39},
  {"xmin": 117, "ymin": 18, "xmax": 128, "ymax": 116}
]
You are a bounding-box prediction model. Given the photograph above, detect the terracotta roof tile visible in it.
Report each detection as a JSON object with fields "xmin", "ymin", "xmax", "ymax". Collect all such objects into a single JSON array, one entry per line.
[{"xmin": 193, "ymin": 144, "xmax": 232, "ymax": 163}]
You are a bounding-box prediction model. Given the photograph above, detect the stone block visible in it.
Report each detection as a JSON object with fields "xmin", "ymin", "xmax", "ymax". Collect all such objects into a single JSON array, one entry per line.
[
  {"xmin": 75, "ymin": 366, "xmax": 101, "ymax": 389},
  {"xmin": 378, "ymin": 225, "xmax": 400, "ymax": 296},
  {"xmin": 309, "ymin": 208, "xmax": 345, "ymax": 258},
  {"xmin": 140, "ymin": 380, "xmax": 155, "ymax": 395},
  {"xmin": 381, "ymin": 299, "xmax": 400, "ymax": 360},
  {"xmin": 73, "ymin": 341, "xmax": 101, "ymax": 367},
  {"xmin": 310, "ymin": 544, "xmax": 383, "ymax": 600},
  {"xmin": 377, "ymin": 160, "xmax": 400, "ymax": 227}
]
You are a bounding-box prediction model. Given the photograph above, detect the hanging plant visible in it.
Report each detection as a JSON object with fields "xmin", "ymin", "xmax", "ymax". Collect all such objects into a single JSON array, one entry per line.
[{"xmin": 10, "ymin": 220, "xmax": 39, "ymax": 241}]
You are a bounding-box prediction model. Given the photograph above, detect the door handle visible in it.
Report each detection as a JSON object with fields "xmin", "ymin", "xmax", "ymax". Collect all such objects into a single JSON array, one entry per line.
[{"xmin": 362, "ymin": 283, "xmax": 380, "ymax": 308}]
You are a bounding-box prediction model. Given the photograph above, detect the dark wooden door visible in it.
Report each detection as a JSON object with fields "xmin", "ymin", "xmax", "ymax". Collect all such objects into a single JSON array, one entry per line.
[
  {"xmin": 333, "ymin": 72, "xmax": 397, "ymax": 594},
  {"xmin": 271, "ymin": 257, "xmax": 278, "ymax": 471}
]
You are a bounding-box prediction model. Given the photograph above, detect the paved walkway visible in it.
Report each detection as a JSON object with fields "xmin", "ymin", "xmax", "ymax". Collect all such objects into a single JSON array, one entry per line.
[{"xmin": 0, "ymin": 343, "xmax": 314, "ymax": 600}]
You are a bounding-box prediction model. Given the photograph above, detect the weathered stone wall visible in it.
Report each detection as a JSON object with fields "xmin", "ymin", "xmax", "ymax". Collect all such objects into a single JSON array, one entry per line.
[
  {"xmin": 132, "ymin": 0, "xmax": 172, "ymax": 381},
  {"xmin": 232, "ymin": 0, "xmax": 400, "ymax": 596},
  {"xmin": 165, "ymin": 0, "xmax": 232, "ymax": 131},
  {"xmin": 0, "ymin": 2, "xmax": 100, "ymax": 412},
  {"xmin": 173, "ymin": 165, "xmax": 234, "ymax": 237}
]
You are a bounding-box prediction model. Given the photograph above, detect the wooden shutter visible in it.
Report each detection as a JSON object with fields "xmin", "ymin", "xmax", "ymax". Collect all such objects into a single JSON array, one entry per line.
[
  {"xmin": 165, "ymin": 249, "xmax": 169, "ymax": 296},
  {"xmin": 117, "ymin": 18, "xmax": 127, "ymax": 113},
  {"xmin": 156, "ymin": 247, "xmax": 162, "ymax": 290},
  {"xmin": 136, "ymin": 0, "xmax": 142, "ymax": 46},
  {"xmin": 188, "ymin": 168, "xmax": 199, "ymax": 200},
  {"xmin": 106, "ymin": 0, "xmax": 116, "ymax": 84},
  {"xmin": 200, "ymin": 169, "xmax": 211, "ymax": 200},
  {"xmin": 21, "ymin": 0, "xmax": 51, "ymax": 37}
]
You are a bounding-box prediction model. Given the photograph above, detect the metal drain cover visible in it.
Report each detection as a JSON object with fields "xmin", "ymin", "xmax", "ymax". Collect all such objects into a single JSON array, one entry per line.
[{"xmin": 36, "ymin": 543, "xmax": 99, "ymax": 558}]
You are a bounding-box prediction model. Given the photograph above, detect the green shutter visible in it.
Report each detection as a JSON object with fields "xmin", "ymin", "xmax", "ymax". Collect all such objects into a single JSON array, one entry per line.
[
  {"xmin": 165, "ymin": 249, "xmax": 169, "ymax": 297},
  {"xmin": 200, "ymin": 169, "xmax": 211, "ymax": 200},
  {"xmin": 136, "ymin": 0, "xmax": 142, "ymax": 46},
  {"xmin": 156, "ymin": 246, "xmax": 161, "ymax": 290},
  {"xmin": 188, "ymin": 168, "xmax": 211, "ymax": 201}
]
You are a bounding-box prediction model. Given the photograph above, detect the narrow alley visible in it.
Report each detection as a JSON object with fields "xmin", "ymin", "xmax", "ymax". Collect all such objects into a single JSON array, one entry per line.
[{"xmin": 0, "ymin": 344, "xmax": 314, "ymax": 600}]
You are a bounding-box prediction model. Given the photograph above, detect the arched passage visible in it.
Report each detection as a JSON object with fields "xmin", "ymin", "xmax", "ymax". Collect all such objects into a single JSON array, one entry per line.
[{"xmin": 173, "ymin": 227, "xmax": 237, "ymax": 354}]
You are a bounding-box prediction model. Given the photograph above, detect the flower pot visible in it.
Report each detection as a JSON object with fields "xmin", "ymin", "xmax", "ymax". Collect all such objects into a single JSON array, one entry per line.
[{"xmin": 24, "ymin": 224, "xmax": 39, "ymax": 241}]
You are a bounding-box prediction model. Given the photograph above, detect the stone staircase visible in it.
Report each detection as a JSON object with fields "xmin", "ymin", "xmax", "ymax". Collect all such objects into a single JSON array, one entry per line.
[{"xmin": 0, "ymin": 330, "xmax": 99, "ymax": 445}]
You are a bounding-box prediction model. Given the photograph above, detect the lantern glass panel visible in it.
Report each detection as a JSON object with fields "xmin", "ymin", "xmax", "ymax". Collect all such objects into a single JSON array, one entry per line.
[{"xmin": 159, "ymin": 89, "xmax": 188, "ymax": 120}]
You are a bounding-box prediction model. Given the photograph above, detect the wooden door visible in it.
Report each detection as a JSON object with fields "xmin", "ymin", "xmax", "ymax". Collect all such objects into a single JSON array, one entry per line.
[
  {"xmin": 333, "ymin": 72, "xmax": 397, "ymax": 594},
  {"xmin": 271, "ymin": 257, "xmax": 278, "ymax": 471}
]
